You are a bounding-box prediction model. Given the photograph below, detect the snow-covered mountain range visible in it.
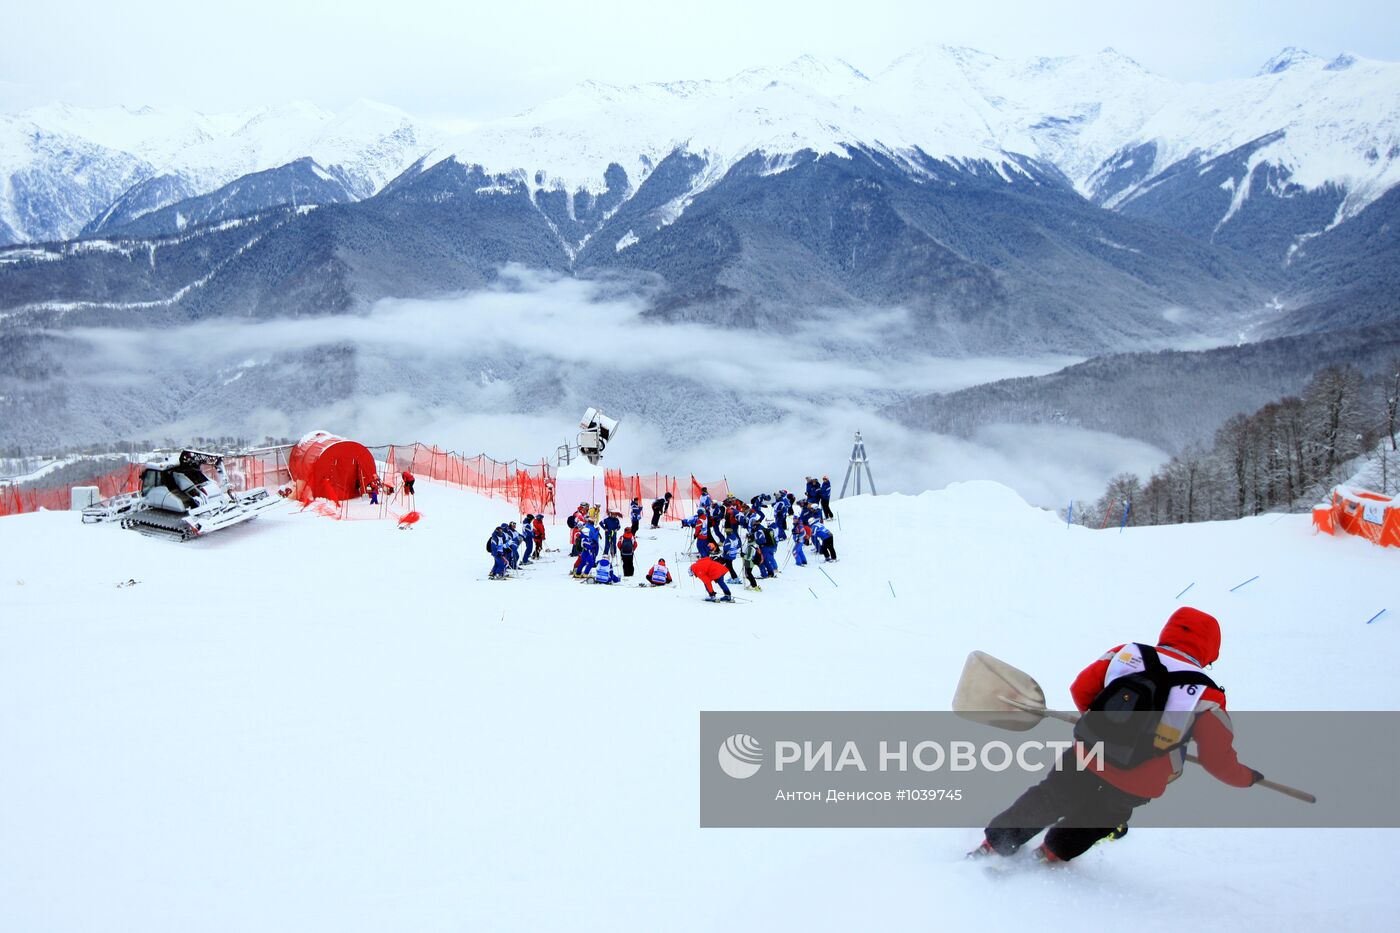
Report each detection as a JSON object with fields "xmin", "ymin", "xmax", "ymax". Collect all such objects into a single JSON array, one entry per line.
[
  {"xmin": 0, "ymin": 99, "xmax": 439, "ymax": 242},
  {"xmin": 3, "ymin": 45, "xmax": 1397, "ymax": 253},
  {"xmin": 2, "ymin": 44, "xmax": 1398, "ymax": 455},
  {"xmin": 427, "ymin": 44, "xmax": 1400, "ymax": 250}
]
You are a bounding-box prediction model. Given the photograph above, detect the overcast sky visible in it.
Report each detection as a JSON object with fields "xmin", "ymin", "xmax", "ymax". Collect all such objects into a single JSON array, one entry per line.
[{"xmin": 3, "ymin": 0, "xmax": 1395, "ymax": 127}]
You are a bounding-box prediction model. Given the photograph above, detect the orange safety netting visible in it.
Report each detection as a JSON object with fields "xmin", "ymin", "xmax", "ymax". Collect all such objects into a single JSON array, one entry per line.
[
  {"xmin": 1313, "ymin": 486, "xmax": 1400, "ymax": 549},
  {"xmin": 1, "ymin": 441, "xmax": 728, "ymax": 528},
  {"xmin": 0, "ymin": 462, "xmax": 143, "ymax": 516},
  {"xmin": 602, "ymin": 469, "xmax": 729, "ymax": 520}
]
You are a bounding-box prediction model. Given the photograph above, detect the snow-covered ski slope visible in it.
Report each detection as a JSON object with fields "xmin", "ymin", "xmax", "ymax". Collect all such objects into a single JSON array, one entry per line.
[{"xmin": 1, "ymin": 479, "xmax": 1395, "ymax": 931}]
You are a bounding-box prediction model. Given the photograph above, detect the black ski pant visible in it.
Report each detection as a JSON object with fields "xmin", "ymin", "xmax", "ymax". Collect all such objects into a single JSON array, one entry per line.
[
  {"xmin": 621, "ymin": 554, "xmax": 635, "ymax": 577},
  {"xmin": 630, "ymin": 517, "xmax": 640, "ymax": 534},
  {"xmin": 742, "ymin": 561, "xmax": 757, "ymax": 587},
  {"xmin": 651, "ymin": 504, "xmax": 664, "ymax": 528},
  {"xmin": 984, "ymin": 760, "xmax": 1149, "ymax": 861},
  {"xmin": 819, "ymin": 537, "xmax": 837, "ymax": 561},
  {"xmin": 719, "ymin": 557, "xmax": 739, "ymax": 581},
  {"xmin": 821, "ymin": 496, "xmax": 833, "ymax": 518}
]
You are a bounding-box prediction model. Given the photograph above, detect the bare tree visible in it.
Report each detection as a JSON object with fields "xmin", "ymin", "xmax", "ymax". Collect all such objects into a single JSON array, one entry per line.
[
  {"xmin": 1386, "ymin": 358, "xmax": 1400, "ymax": 452},
  {"xmin": 1215, "ymin": 413, "xmax": 1256, "ymax": 518},
  {"xmin": 1097, "ymin": 472, "xmax": 1143, "ymax": 527},
  {"xmin": 1303, "ymin": 365, "xmax": 1367, "ymax": 481}
]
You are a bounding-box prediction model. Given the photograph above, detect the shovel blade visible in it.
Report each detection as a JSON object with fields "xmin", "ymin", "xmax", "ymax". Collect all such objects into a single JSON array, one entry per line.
[{"xmin": 952, "ymin": 650, "xmax": 1048, "ymax": 732}]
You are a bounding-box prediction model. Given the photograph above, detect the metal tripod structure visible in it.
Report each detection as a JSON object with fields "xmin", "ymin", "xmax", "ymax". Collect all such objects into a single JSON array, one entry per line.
[{"xmin": 839, "ymin": 431, "xmax": 876, "ymax": 498}]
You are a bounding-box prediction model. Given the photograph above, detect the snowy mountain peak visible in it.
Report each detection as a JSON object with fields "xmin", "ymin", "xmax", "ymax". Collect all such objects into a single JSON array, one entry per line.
[
  {"xmin": 1256, "ymin": 47, "xmax": 1324, "ymax": 76},
  {"xmin": 735, "ymin": 53, "xmax": 873, "ymax": 95}
]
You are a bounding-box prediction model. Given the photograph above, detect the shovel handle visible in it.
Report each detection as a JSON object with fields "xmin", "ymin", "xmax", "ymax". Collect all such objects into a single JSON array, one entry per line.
[
  {"xmin": 1251, "ymin": 778, "xmax": 1316, "ymax": 803},
  {"xmin": 995, "ymin": 696, "xmax": 1316, "ymax": 804}
]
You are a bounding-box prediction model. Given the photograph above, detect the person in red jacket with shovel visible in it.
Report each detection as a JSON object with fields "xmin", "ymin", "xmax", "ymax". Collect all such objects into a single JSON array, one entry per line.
[
  {"xmin": 970, "ymin": 607, "xmax": 1263, "ymax": 864},
  {"xmin": 689, "ymin": 556, "xmax": 733, "ymax": 602}
]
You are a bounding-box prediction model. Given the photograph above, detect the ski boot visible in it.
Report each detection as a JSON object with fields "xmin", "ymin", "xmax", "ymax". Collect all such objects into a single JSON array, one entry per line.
[
  {"xmin": 705, "ymin": 594, "xmax": 718, "ymax": 602},
  {"xmin": 718, "ymin": 595, "xmax": 734, "ymax": 603},
  {"xmin": 745, "ymin": 584, "xmax": 762, "ymax": 592},
  {"xmin": 1032, "ymin": 844, "xmax": 1063, "ymax": 866},
  {"xmin": 966, "ymin": 839, "xmax": 996, "ymax": 859}
]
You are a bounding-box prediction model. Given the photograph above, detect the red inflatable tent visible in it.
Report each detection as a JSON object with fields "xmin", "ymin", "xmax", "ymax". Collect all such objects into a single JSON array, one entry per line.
[{"xmin": 288, "ymin": 431, "xmax": 378, "ymax": 502}]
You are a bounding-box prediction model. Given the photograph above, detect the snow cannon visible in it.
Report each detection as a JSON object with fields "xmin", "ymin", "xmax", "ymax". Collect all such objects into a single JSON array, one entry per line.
[{"xmin": 577, "ymin": 407, "xmax": 620, "ymax": 465}]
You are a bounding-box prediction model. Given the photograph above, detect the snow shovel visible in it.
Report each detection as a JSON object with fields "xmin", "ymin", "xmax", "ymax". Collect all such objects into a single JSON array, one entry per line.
[{"xmin": 952, "ymin": 651, "xmax": 1316, "ymax": 804}]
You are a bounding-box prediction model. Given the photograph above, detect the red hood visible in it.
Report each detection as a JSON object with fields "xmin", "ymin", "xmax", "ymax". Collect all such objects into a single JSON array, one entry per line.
[{"xmin": 1158, "ymin": 607, "xmax": 1221, "ymax": 666}]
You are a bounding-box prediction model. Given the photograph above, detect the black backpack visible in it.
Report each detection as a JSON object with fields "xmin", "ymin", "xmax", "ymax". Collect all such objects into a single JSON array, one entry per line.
[{"xmin": 1073, "ymin": 644, "xmax": 1219, "ymax": 769}]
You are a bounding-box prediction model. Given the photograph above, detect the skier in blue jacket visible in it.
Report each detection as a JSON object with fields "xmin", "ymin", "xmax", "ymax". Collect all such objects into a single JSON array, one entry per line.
[
  {"xmin": 698, "ymin": 487, "xmax": 712, "ymax": 511},
  {"xmin": 773, "ymin": 494, "xmax": 790, "ymax": 540},
  {"xmin": 601, "ymin": 512, "xmax": 621, "ymax": 556},
  {"xmin": 758, "ymin": 523, "xmax": 780, "ymax": 577},
  {"xmin": 721, "ymin": 531, "xmax": 742, "ymax": 581},
  {"xmin": 573, "ymin": 520, "xmax": 600, "ymax": 578},
  {"xmin": 593, "ymin": 557, "xmax": 619, "ymax": 584},
  {"xmin": 520, "ymin": 516, "xmax": 535, "ymax": 566},
  {"xmin": 506, "ymin": 521, "xmax": 521, "ymax": 570},
  {"xmin": 812, "ymin": 520, "xmax": 837, "ymax": 561},
  {"xmin": 629, "ymin": 498, "xmax": 642, "ymax": 534},
  {"xmin": 487, "ymin": 524, "xmax": 510, "ymax": 579},
  {"xmin": 792, "ymin": 528, "xmax": 808, "ymax": 567},
  {"xmin": 749, "ymin": 494, "xmax": 768, "ymax": 524},
  {"xmin": 820, "ymin": 476, "xmax": 834, "ymax": 519}
]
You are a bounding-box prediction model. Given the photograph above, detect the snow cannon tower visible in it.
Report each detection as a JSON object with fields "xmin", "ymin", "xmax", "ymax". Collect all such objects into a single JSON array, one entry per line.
[
  {"xmin": 288, "ymin": 431, "xmax": 379, "ymax": 503},
  {"xmin": 554, "ymin": 408, "xmax": 621, "ymax": 510}
]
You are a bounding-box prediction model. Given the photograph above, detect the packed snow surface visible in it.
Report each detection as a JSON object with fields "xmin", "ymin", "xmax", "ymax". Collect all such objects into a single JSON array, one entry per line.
[{"xmin": 1, "ymin": 478, "xmax": 1395, "ymax": 931}]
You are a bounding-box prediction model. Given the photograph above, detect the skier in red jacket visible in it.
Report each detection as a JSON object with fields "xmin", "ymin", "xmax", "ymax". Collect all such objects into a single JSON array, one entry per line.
[
  {"xmin": 689, "ymin": 556, "xmax": 733, "ymax": 602},
  {"xmin": 972, "ymin": 607, "xmax": 1262, "ymax": 863},
  {"xmin": 532, "ymin": 515, "xmax": 546, "ymax": 555}
]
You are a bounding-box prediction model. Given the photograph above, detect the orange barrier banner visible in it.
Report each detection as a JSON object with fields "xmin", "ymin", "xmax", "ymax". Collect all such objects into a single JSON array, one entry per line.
[{"xmin": 1314, "ymin": 486, "xmax": 1400, "ymax": 549}]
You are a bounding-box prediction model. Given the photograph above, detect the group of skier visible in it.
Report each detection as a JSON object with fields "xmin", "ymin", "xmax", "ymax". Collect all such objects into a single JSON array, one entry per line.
[
  {"xmin": 671, "ymin": 484, "xmax": 838, "ymax": 601},
  {"xmin": 485, "ymin": 513, "xmax": 546, "ymax": 580},
  {"xmin": 545, "ymin": 481, "xmax": 840, "ymax": 601},
  {"xmin": 481, "ymin": 476, "xmax": 840, "ymax": 600}
]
